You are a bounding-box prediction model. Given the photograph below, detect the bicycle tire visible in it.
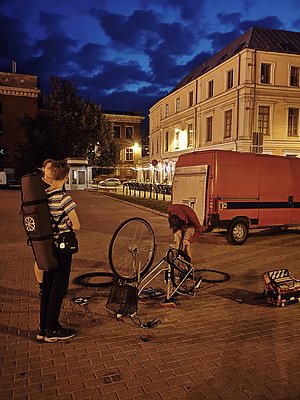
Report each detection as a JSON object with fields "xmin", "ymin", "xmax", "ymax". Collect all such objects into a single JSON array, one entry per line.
[
  {"xmin": 73, "ymin": 272, "xmax": 114, "ymax": 287},
  {"xmin": 195, "ymin": 269, "xmax": 231, "ymax": 283},
  {"xmin": 170, "ymin": 264, "xmax": 198, "ymax": 294},
  {"xmin": 168, "ymin": 247, "xmax": 196, "ymax": 294},
  {"xmin": 108, "ymin": 217, "xmax": 156, "ymax": 282}
]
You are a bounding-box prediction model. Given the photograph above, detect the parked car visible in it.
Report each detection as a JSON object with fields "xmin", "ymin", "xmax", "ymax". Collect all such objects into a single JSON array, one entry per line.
[{"xmin": 98, "ymin": 178, "xmax": 121, "ymax": 188}]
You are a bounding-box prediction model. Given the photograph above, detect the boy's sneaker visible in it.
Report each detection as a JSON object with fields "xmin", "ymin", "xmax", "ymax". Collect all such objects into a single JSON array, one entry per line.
[
  {"xmin": 44, "ymin": 327, "xmax": 75, "ymax": 343},
  {"xmin": 36, "ymin": 329, "xmax": 46, "ymax": 340}
]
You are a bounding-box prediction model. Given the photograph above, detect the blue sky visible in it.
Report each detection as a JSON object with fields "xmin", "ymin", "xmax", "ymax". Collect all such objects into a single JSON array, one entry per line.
[{"xmin": 1, "ymin": 0, "xmax": 299, "ymax": 115}]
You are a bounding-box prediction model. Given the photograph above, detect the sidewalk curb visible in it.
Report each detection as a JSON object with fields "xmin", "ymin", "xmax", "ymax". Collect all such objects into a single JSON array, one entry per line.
[{"xmin": 90, "ymin": 189, "xmax": 169, "ymax": 218}]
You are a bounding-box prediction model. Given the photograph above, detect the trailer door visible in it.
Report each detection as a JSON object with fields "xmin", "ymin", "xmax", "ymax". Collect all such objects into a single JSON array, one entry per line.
[
  {"xmin": 291, "ymin": 158, "xmax": 300, "ymax": 225},
  {"xmin": 172, "ymin": 165, "xmax": 208, "ymax": 225}
]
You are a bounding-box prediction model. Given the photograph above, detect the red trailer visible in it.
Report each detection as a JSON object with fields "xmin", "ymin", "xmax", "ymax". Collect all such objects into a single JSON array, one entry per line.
[{"xmin": 172, "ymin": 150, "xmax": 300, "ymax": 244}]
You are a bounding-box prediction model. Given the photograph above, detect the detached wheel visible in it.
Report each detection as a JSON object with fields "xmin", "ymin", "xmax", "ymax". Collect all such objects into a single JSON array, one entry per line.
[{"xmin": 226, "ymin": 219, "xmax": 249, "ymax": 245}]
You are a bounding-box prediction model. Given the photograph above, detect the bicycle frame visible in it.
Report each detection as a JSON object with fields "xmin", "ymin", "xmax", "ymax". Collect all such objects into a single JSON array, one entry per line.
[{"xmin": 137, "ymin": 247, "xmax": 202, "ymax": 300}]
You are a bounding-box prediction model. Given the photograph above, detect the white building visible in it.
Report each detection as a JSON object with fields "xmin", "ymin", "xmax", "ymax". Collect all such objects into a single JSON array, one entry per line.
[{"xmin": 149, "ymin": 27, "xmax": 300, "ymax": 184}]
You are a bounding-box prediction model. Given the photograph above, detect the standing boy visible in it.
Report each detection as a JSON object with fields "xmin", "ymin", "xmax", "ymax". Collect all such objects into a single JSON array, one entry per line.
[{"xmin": 37, "ymin": 160, "xmax": 80, "ymax": 342}]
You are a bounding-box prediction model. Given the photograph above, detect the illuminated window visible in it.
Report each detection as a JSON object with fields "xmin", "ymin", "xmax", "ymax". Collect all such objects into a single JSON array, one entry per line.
[
  {"xmin": 113, "ymin": 125, "xmax": 121, "ymax": 138},
  {"xmin": 206, "ymin": 117, "xmax": 213, "ymax": 142},
  {"xmin": 261, "ymin": 63, "xmax": 271, "ymax": 84},
  {"xmin": 258, "ymin": 106, "xmax": 270, "ymax": 135},
  {"xmin": 288, "ymin": 108, "xmax": 299, "ymax": 136},
  {"xmin": 224, "ymin": 110, "xmax": 232, "ymax": 138},
  {"xmin": 125, "ymin": 148, "xmax": 133, "ymax": 161},
  {"xmin": 175, "ymin": 98, "xmax": 180, "ymax": 112}
]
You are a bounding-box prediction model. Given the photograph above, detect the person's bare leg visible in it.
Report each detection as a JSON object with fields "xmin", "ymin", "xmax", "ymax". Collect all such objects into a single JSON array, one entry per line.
[{"xmin": 34, "ymin": 261, "xmax": 44, "ymax": 284}]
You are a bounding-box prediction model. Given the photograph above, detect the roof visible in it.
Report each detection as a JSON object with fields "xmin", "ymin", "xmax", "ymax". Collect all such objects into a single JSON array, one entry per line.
[
  {"xmin": 172, "ymin": 26, "xmax": 300, "ymax": 92},
  {"xmin": 103, "ymin": 109, "xmax": 144, "ymax": 117}
]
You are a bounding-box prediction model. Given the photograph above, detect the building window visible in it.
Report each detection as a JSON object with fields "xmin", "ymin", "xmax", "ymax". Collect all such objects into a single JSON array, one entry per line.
[
  {"xmin": 258, "ymin": 106, "xmax": 270, "ymax": 135},
  {"xmin": 125, "ymin": 148, "xmax": 133, "ymax": 161},
  {"xmin": 151, "ymin": 141, "xmax": 154, "ymax": 155},
  {"xmin": 208, "ymin": 80, "xmax": 214, "ymax": 98},
  {"xmin": 260, "ymin": 63, "xmax": 271, "ymax": 84},
  {"xmin": 156, "ymin": 139, "xmax": 159, "ymax": 153},
  {"xmin": 227, "ymin": 69, "xmax": 233, "ymax": 90},
  {"xmin": 165, "ymin": 103, "xmax": 169, "ymax": 118},
  {"xmin": 125, "ymin": 126, "xmax": 133, "ymax": 139},
  {"xmin": 290, "ymin": 67, "xmax": 299, "ymax": 86},
  {"xmin": 0, "ymin": 122, "xmax": 3, "ymax": 135},
  {"xmin": 113, "ymin": 125, "xmax": 121, "ymax": 138},
  {"xmin": 187, "ymin": 124, "xmax": 193, "ymax": 147},
  {"xmin": 165, "ymin": 131, "xmax": 169, "ymax": 152},
  {"xmin": 288, "ymin": 108, "xmax": 299, "ymax": 136},
  {"xmin": 175, "ymin": 98, "xmax": 180, "ymax": 113},
  {"xmin": 175, "ymin": 130, "xmax": 179, "ymax": 149},
  {"xmin": 252, "ymin": 132, "xmax": 263, "ymax": 153},
  {"xmin": 206, "ymin": 117, "xmax": 213, "ymax": 142},
  {"xmin": 188, "ymin": 91, "xmax": 193, "ymax": 107},
  {"xmin": 224, "ymin": 110, "xmax": 232, "ymax": 138}
]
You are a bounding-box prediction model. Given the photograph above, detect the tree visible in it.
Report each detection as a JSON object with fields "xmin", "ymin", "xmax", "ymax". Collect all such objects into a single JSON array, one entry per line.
[{"xmin": 19, "ymin": 76, "xmax": 119, "ymax": 172}]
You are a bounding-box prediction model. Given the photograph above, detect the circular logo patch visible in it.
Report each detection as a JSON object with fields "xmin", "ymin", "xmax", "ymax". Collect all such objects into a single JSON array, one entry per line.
[{"xmin": 24, "ymin": 216, "xmax": 36, "ymax": 231}]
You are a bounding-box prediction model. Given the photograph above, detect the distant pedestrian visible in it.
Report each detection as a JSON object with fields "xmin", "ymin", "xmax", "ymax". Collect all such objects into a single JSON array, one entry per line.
[
  {"xmin": 168, "ymin": 204, "xmax": 204, "ymax": 263},
  {"xmin": 37, "ymin": 159, "xmax": 80, "ymax": 342}
]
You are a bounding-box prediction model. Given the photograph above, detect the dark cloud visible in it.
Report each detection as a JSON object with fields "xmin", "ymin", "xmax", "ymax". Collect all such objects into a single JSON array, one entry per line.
[
  {"xmin": 217, "ymin": 13, "xmax": 242, "ymax": 27},
  {"xmin": 80, "ymin": 60, "xmax": 151, "ymax": 90},
  {"xmin": 72, "ymin": 43, "xmax": 106, "ymax": 72},
  {"xmin": 0, "ymin": 12, "xmax": 32, "ymax": 64},
  {"xmin": 239, "ymin": 16, "xmax": 284, "ymax": 31},
  {"xmin": 38, "ymin": 11, "xmax": 66, "ymax": 34},
  {"xmin": 166, "ymin": 0, "xmax": 205, "ymax": 21},
  {"xmin": 92, "ymin": 9, "xmax": 159, "ymax": 49},
  {"xmin": 208, "ymin": 29, "xmax": 242, "ymax": 53}
]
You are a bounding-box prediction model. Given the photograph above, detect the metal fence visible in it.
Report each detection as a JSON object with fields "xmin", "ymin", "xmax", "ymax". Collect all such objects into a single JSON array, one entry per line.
[{"xmin": 122, "ymin": 182, "xmax": 172, "ymax": 201}]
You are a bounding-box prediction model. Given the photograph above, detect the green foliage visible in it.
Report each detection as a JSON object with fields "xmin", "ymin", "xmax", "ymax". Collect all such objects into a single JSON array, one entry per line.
[{"xmin": 19, "ymin": 76, "xmax": 119, "ymax": 171}]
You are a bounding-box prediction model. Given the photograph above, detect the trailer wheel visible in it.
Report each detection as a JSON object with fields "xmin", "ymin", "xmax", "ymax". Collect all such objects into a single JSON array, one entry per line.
[{"xmin": 226, "ymin": 219, "xmax": 249, "ymax": 245}]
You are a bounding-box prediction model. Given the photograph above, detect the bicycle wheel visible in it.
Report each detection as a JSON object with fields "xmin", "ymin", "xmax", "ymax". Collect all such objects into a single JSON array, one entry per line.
[
  {"xmin": 108, "ymin": 217, "xmax": 156, "ymax": 282},
  {"xmin": 168, "ymin": 247, "xmax": 196, "ymax": 294},
  {"xmin": 195, "ymin": 269, "xmax": 231, "ymax": 283}
]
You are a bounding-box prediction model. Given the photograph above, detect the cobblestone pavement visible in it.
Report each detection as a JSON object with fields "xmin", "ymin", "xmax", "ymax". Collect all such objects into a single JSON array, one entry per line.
[{"xmin": 1, "ymin": 189, "xmax": 300, "ymax": 400}]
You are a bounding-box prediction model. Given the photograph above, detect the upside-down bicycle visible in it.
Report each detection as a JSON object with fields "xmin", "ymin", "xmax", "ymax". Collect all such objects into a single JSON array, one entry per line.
[{"xmin": 108, "ymin": 217, "xmax": 230, "ymax": 302}]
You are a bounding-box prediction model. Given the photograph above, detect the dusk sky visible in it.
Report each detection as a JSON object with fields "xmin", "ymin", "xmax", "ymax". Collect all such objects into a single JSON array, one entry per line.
[{"xmin": 1, "ymin": 0, "xmax": 300, "ymax": 116}]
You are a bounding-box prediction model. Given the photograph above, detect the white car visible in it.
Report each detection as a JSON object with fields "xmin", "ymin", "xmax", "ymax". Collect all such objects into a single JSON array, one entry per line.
[{"xmin": 98, "ymin": 178, "xmax": 121, "ymax": 188}]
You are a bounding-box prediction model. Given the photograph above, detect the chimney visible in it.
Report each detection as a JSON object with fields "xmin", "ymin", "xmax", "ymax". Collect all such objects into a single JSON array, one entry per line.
[{"xmin": 12, "ymin": 60, "xmax": 17, "ymax": 73}]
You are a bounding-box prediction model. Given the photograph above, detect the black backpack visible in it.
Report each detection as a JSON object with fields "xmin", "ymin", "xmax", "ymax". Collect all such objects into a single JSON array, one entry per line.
[{"xmin": 21, "ymin": 172, "xmax": 58, "ymax": 271}]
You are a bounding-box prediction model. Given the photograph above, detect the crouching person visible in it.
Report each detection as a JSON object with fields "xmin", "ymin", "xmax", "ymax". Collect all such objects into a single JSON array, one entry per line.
[{"xmin": 168, "ymin": 204, "xmax": 204, "ymax": 264}]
